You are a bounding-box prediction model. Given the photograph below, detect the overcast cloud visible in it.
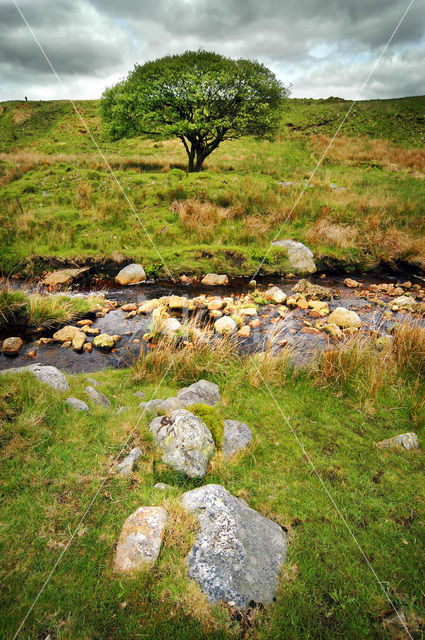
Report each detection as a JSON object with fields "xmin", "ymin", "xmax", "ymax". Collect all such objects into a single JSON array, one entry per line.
[{"xmin": 0, "ymin": 0, "xmax": 423, "ymax": 101}]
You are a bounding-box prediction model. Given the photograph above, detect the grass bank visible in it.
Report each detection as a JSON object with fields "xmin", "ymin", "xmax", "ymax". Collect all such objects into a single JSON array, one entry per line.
[
  {"xmin": 0, "ymin": 329, "xmax": 424, "ymax": 639},
  {"xmin": 0, "ymin": 97, "xmax": 424, "ymax": 278}
]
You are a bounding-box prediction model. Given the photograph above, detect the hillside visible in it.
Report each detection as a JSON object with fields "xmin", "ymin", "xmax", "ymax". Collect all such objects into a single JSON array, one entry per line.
[{"xmin": 0, "ymin": 96, "xmax": 424, "ymax": 278}]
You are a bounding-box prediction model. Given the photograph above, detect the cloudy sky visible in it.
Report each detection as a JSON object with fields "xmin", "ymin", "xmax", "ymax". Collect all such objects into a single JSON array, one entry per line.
[{"xmin": 0, "ymin": 0, "xmax": 424, "ymax": 101}]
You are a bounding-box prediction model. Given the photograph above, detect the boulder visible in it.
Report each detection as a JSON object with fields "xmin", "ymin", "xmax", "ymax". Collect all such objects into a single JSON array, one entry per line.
[
  {"xmin": 223, "ymin": 420, "xmax": 253, "ymax": 459},
  {"xmin": 115, "ymin": 263, "xmax": 146, "ymax": 286},
  {"xmin": 154, "ymin": 482, "xmax": 173, "ymax": 490},
  {"xmin": 85, "ymin": 385, "xmax": 110, "ymax": 407},
  {"xmin": 2, "ymin": 337, "xmax": 23, "ymax": 355},
  {"xmin": 176, "ymin": 379, "xmax": 221, "ymax": 407},
  {"xmin": 181, "ymin": 484, "xmax": 287, "ymax": 608},
  {"xmin": 291, "ymin": 279, "xmax": 332, "ymax": 300},
  {"xmin": 264, "ymin": 287, "xmax": 286, "ymax": 304},
  {"xmin": 66, "ymin": 397, "xmax": 89, "ymax": 411},
  {"xmin": 71, "ymin": 330, "xmax": 86, "ymax": 352},
  {"xmin": 201, "ymin": 274, "xmax": 229, "ymax": 286},
  {"xmin": 116, "ymin": 447, "xmax": 142, "ymax": 475},
  {"xmin": 53, "ymin": 325, "xmax": 80, "ymax": 342},
  {"xmin": 272, "ymin": 240, "xmax": 316, "ymax": 274},
  {"xmin": 391, "ymin": 295, "xmax": 415, "ymax": 310},
  {"xmin": 114, "ymin": 506, "xmax": 168, "ymax": 573},
  {"xmin": 138, "ymin": 299, "xmax": 160, "ymax": 314},
  {"xmin": 343, "ymin": 278, "xmax": 360, "ymax": 288},
  {"xmin": 327, "ymin": 307, "xmax": 362, "ymax": 328},
  {"xmin": 1, "ymin": 364, "xmax": 69, "ymax": 391},
  {"xmin": 167, "ymin": 295, "xmax": 188, "ymax": 310},
  {"xmin": 42, "ymin": 267, "xmax": 88, "ymax": 287},
  {"xmin": 214, "ymin": 316, "xmax": 237, "ymax": 335},
  {"xmin": 149, "ymin": 409, "xmax": 215, "ymax": 478},
  {"xmin": 161, "ymin": 317, "xmax": 182, "ymax": 337},
  {"xmin": 92, "ymin": 333, "xmax": 116, "ymax": 350},
  {"xmin": 375, "ymin": 433, "xmax": 418, "ymax": 451}
]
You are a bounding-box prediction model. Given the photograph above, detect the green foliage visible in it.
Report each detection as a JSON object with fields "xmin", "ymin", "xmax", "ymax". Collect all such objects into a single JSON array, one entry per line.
[
  {"xmin": 101, "ymin": 50, "xmax": 288, "ymax": 171},
  {"xmin": 186, "ymin": 402, "xmax": 224, "ymax": 447}
]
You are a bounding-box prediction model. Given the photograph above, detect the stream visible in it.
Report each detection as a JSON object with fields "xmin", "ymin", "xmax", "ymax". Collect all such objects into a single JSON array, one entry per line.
[{"xmin": 1, "ymin": 272, "xmax": 424, "ymax": 374}]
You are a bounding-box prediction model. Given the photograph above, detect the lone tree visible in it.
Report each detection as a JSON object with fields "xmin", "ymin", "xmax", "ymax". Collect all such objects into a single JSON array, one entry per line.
[{"xmin": 101, "ymin": 50, "xmax": 289, "ymax": 172}]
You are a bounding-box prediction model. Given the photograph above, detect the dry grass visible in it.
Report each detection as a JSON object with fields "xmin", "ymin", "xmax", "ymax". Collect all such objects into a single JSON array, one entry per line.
[
  {"xmin": 361, "ymin": 221, "xmax": 425, "ymax": 267},
  {"xmin": 170, "ymin": 198, "xmax": 230, "ymax": 236},
  {"xmin": 306, "ymin": 219, "xmax": 358, "ymax": 249},
  {"xmin": 312, "ymin": 135, "xmax": 425, "ymax": 172},
  {"xmin": 75, "ymin": 181, "xmax": 92, "ymax": 209}
]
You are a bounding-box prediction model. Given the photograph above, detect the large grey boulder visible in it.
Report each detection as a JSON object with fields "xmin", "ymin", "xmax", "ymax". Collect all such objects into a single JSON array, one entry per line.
[
  {"xmin": 85, "ymin": 385, "xmax": 110, "ymax": 407},
  {"xmin": 272, "ymin": 239, "xmax": 316, "ymax": 274},
  {"xmin": 114, "ymin": 506, "xmax": 168, "ymax": 573},
  {"xmin": 375, "ymin": 432, "xmax": 418, "ymax": 450},
  {"xmin": 1, "ymin": 364, "xmax": 69, "ymax": 391},
  {"xmin": 181, "ymin": 484, "xmax": 287, "ymax": 609},
  {"xmin": 66, "ymin": 397, "xmax": 89, "ymax": 411},
  {"xmin": 223, "ymin": 420, "xmax": 253, "ymax": 459},
  {"xmin": 149, "ymin": 409, "xmax": 215, "ymax": 478},
  {"xmin": 176, "ymin": 379, "xmax": 221, "ymax": 407},
  {"xmin": 115, "ymin": 263, "xmax": 146, "ymax": 285}
]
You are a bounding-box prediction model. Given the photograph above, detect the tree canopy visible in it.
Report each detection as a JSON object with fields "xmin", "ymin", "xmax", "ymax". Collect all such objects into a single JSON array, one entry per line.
[{"xmin": 101, "ymin": 50, "xmax": 289, "ymax": 171}]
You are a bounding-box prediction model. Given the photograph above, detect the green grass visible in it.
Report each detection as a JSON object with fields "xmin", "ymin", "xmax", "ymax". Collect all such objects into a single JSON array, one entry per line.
[
  {"xmin": 0, "ymin": 286, "xmax": 102, "ymax": 329},
  {"xmin": 0, "ymin": 333, "xmax": 424, "ymax": 639},
  {"xmin": 0, "ymin": 97, "xmax": 424, "ymax": 278}
]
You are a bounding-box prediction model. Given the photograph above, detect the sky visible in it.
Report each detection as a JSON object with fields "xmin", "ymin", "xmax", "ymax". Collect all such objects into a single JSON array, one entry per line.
[{"xmin": 0, "ymin": 0, "xmax": 424, "ymax": 101}]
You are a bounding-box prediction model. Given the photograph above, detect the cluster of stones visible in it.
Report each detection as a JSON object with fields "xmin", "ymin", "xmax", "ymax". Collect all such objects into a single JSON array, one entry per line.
[{"xmin": 345, "ymin": 278, "xmax": 425, "ymax": 315}]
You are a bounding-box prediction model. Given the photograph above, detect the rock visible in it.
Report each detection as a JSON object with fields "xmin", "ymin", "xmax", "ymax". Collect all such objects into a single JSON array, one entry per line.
[
  {"xmin": 167, "ymin": 295, "xmax": 188, "ymax": 310},
  {"xmin": 52, "ymin": 325, "xmax": 80, "ymax": 342},
  {"xmin": 134, "ymin": 391, "xmax": 146, "ymax": 399},
  {"xmin": 42, "ymin": 267, "xmax": 88, "ymax": 287},
  {"xmin": 272, "ymin": 240, "xmax": 316, "ymax": 274},
  {"xmin": 87, "ymin": 377, "xmax": 99, "ymax": 386},
  {"xmin": 201, "ymin": 274, "xmax": 229, "ymax": 286},
  {"xmin": 264, "ymin": 287, "xmax": 286, "ymax": 304},
  {"xmin": 239, "ymin": 307, "xmax": 257, "ymax": 316},
  {"xmin": 1, "ymin": 364, "xmax": 69, "ymax": 391},
  {"xmin": 238, "ymin": 326, "xmax": 251, "ymax": 338},
  {"xmin": 61, "ymin": 341, "xmax": 71, "ymax": 348},
  {"xmin": 66, "ymin": 397, "xmax": 89, "ymax": 411},
  {"xmin": 343, "ymin": 278, "xmax": 360, "ymax": 288},
  {"xmin": 375, "ymin": 433, "xmax": 418, "ymax": 451},
  {"xmin": 181, "ymin": 484, "xmax": 287, "ymax": 608},
  {"xmin": 161, "ymin": 317, "xmax": 182, "ymax": 337},
  {"xmin": 223, "ymin": 420, "xmax": 253, "ymax": 458},
  {"xmin": 322, "ymin": 323, "xmax": 343, "ymax": 339},
  {"xmin": 71, "ymin": 330, "xmax": 86, "ymax": 352},
  {"xmin": 92, "ymin": 333, "xmax": 116, "ymax": 350},
  {"xmin": 308, "ymin": 300, "xmax": 329, "ymax": 313},
  {"xmin": 214, "ymin": 316, "xmax": 237, "ymax": 335},
  {"xmin": 85, "ymin": 385, "xmax": 110, "ymax": 407},
  {"xmin": 154, "ymin": 482, "xmax": 173, "ymax": 490},
  {"xmin": 115, "ymin": 263, "xmax": 146, "ymax": 286},
  {"xmin": 138, "ymin": 398, "xmax": 168, "ymax": 415},
  {"xmin": 116, "ymin": 447, "xmax": 142, "ymax": 475},
  {"xmin": 149, "ymin": 409, "xmax": 215, "ymax": 478},
  {"xmin": 391, "ymin": 295, "xmax": 415, "ymax": 309},
  {"xmin": 138, "ymin": 299, "xmax": 160, "ymax": 314},
  {"xmin": 82, "ymin": 326, "xmax": 99, "ymax": 335},
  {"xmin": 115, "ymin": 406, "xmax": 128, "ymax": 415},
  {"xmin": 327, "ymin": 307, "xmax": 362, "ymax": 328},
  {"xmin": 209, "ymin": 309, "xmax": 223, "ymax": 320},
  {"xmin": 76, "ymin": 319, "xmax": 93, "ymax": 327},
  {"xmin": 114, "ymin": 506, "xmax": 168, "ymax": 573},
  {"xmin": 2, "ymin": 337, "xmax": 23, "ymax": 355},
  {"xmin": 207, "ymin": 299, "xmax": 224, "ymax": 311},
  {"xmin": 291, "ymin": 279, "xmax": 332, "ymax": 300},
  {"xmin": 83, "ymin": 342, "xmax": 93, "ymax": 353},
  {"xmin": 176, "ymin": 379, "xmax": 221, "ymax": 407}
]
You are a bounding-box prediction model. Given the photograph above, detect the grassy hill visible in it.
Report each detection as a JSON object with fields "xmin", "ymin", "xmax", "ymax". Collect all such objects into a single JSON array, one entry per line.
[{"xmin": 0, "ymin": 96, "xmax": 424, "ymax": 277}]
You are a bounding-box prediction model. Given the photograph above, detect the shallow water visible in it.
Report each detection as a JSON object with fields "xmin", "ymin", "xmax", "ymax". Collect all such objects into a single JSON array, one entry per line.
[{"xmin": 1, "ymin": 272, "xmax": 423, "ymax": 373}]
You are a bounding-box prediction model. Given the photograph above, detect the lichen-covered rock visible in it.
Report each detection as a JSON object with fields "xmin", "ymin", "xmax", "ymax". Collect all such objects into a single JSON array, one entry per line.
[
  {"xmin": 138, "ymin": 299, "xmax": 160, "ymax": 314},
  {"xmin": 114, "ymin": 506, "xmax": 168, "ymax": 573},
  {"xmin": 2, "ymin": 337, "xmax": 23, "ymax": 355},
  {"xmin": 53, "ymin": 325, "xmax": 80, "ymax": 342},
  {"xmin": 85, "ymin": 385, "xmax": 110, "ymax": 407},
  {"xmin": 1, "ymin": 364, "xmax": 70, "ymax": 391},
  {"xmin": 181, "ymin": 484, "xmax": 287, "ymax": 609},
  {"xmin": 176, "ymin": 380, "xmax": 221, "ymax": 407},
  {"xmin": 292, "ymin": 279, "xmax": 332, "ymax": 300},
  {"xmin": 375, "ymin": 433, "xmax": 418, "ymax": 450},
  {"xmin": 116, "ymin": 447, "xmax": 142, "ymax": 475},
  {"xmin": 264, "ymin": 286, "xmax": 286, "ymax": 304},
  {"xmin": 71, "ymin": 330, "xmax": 86, "ymax": 351},
  {"xmin": 92, "ymin": 333, "xmax": 116, "ymax": 350},
  {"xmin": 201, "ymin": 273, "xmax": 229, "ymax": 286},
  {"xmin": 272, "ymin": 239, "xmax": 316, "ymax": 274},
  {"xmin": 322, "ymin": 322, "xmax": 343, "ymax": 339},
  {"xmin": 149, "ymin": 409, "xmax": 215, "ymax": 478},
  {"xmin": 42, "ymin": 268, "xmax": 88, "ymax": 287},
  {"xmin": 66, "ymin": 397, "xmax": 89, "ymax": 411},
  {"xmin": 115, "ymin": 263, "xmax": 146, "ymax": 285},
  {"xmin": 223, "ymin": 420, "xmax": 253, "ymax": 458},
  {"xmin": 390, "ymin": 295, "xmax": 415, "ymax": 309},
  {"xmin": 327, "ymin": 307, "xmax": 362, "ymax": 328},
  {"xmin": 214, "ymin": 316, "xmax": 237, "ymax": 335}
]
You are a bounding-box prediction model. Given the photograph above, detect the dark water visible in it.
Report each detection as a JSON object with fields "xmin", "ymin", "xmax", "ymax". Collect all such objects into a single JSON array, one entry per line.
[{"xmin": 1, "ymin": 273, "xmax": 422, "ymax": 373}]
